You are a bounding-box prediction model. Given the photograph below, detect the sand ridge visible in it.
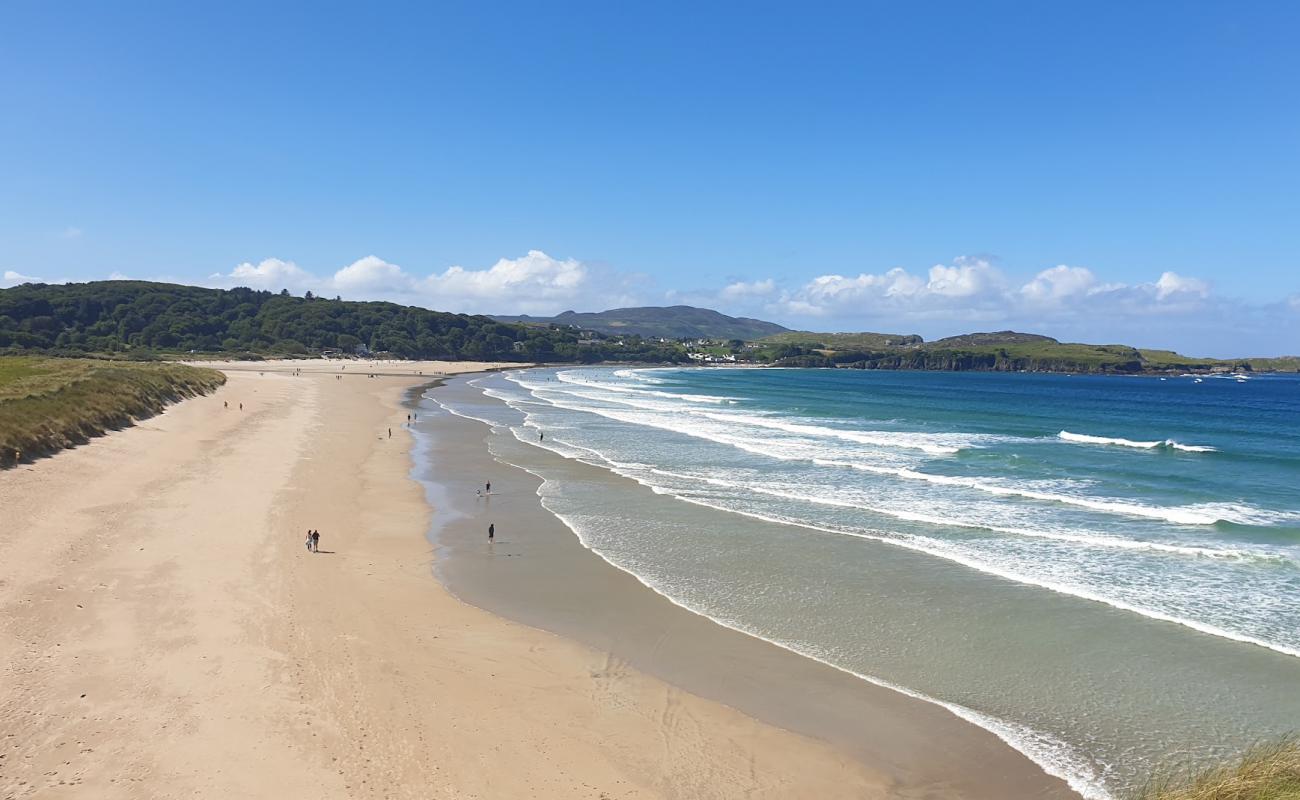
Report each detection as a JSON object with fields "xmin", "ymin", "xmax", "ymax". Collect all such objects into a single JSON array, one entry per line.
[{"xmin": 1, "ymin": 362, "xmax": 889, "ymax": 798}]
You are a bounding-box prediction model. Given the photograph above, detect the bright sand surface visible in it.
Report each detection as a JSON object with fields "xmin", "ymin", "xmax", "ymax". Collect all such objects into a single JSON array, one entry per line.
[{"xmin": 1, "ymin": 360, "xmax": 1070, "ymax": 798}]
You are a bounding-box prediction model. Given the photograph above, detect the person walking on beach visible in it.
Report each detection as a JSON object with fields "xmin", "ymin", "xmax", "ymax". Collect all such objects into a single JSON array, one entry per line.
[
  {"xmin": 388, "ymin": 427, "xmax": 392, "ymax": 438},
  {"xmin": 488, "ymin": 523, "xmax": 494, "ymax": 542},
  {"xmin": 305, "ymin": 530, "xmax": 313, "ymax": 552},
  {"xmin": 311, "ymin": 530, "xmax": 320, "ymax": 553},
  {"xmin": 485, "ymin": 481, "xmax": 491, "ymax": 494},
  {"xmin": 539, "ymin": 431, "xmax": 544, "ymax": 441}
]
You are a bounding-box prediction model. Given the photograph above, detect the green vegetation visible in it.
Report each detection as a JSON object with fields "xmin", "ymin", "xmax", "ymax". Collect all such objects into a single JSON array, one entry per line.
[
  {"xmin": 760, "ymin": 331, "xmax": 923, "ymax": 350},
  {"xmin": 1129, "ymin": 738, "xmax": 1300, "ymax": 800},
  {"xmin": 757, "ymin": 330, "xmax": 1298, "ymax": 374},
  {"xmin": 494, "ymin": 305, "xmax": 789, "ymax": 341},
  {"xmin": 0, "ymin": 281, "xmax": 685, "ymax": 363},
  {"xmin": 0, "ymin": 356, "xmax": 226, "ymax": 467}
]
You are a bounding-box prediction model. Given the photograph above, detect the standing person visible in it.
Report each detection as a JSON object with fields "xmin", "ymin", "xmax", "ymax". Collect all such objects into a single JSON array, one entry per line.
[
  {"xmin": 485, "ymin": 481, "xmax": 491, "ymax": 494},
  {"xmin": 539, "ymin": 431, "xmax": 544, "ymax": 441},
  {"xmin": 488, "ymin": 523, "xmax": 494, "ymax": 542},
  {"xmin": 311, "ymin": 530, "xmax": 320, "ymax": 553},
  {"xmin": 406, "ymin": 413, "xmax": 411, "ymax": 424},
  {"xmin": 305, "ymin": 530, "xmax": 313, "ymax": 552},
  {"xmin": 388, "ymin": 427, "xmax": 392, "ymax": 438}
]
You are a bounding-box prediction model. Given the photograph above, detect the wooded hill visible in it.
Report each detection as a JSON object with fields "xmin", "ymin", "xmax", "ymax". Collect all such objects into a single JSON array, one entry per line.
[
  {"xmin": 0, "ymin": 281, "xmax": 685, "ymax": 363},
  {"xmin": 494, "ymin": 305, "xmax": 789, "ymax": 341}
]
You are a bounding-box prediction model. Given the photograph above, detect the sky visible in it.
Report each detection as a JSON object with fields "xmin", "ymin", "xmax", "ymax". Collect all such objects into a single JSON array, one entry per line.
[{"xmin": 2, "ymin": 1, "xmax": 1298, "ymax": 356}]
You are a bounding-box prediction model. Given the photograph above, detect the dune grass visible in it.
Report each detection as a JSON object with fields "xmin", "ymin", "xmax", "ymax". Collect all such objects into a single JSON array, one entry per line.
[
  {"xmin": 1130, "ymin": 739, "xmax": 1300, "ymax": 800},
  {"xmin": 0, "ymin": 356, "xmax": 225, "ymax": 468}
]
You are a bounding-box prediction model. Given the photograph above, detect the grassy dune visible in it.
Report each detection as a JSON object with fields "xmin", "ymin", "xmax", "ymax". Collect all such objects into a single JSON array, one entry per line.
[
  {"xmin": 1132, "ymin": 739, "xmax": 1300, "ymax": 800},
  {"xmin": 0, "ymin": 356, "xmax": 225, "ymax": 468}
]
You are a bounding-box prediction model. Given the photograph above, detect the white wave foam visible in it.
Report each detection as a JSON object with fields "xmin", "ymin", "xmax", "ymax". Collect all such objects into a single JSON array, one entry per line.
[
  {"xmin": 507, "ymin": 381, "xmax": 1282, "ymax": 527},
  {"xmin": 647, "ymin": 468, "xmax": 1285, "ymax": 563},
  {"xmin": 698, "ymin": 410, "xmax": 969, "ymax": 456},
  {"xmin": 473, "ymin": 419, "xmax": 1300, "ymax": 659},
  {"xmin": 555, "ymin": 370, "xmax": 737, "ymax": 404},
  {"xmin": 506, "ymin": 467, "xmax": 1115, "ymax": 799},
  {"xmin": 1059, "ymin": 431, "xmax": 1217, "ymax": 453}
]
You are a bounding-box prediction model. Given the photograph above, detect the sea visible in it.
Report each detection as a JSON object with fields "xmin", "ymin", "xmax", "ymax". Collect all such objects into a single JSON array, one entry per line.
[{"xmin": 430, "ymin": 366, "xmax": 1300, "ymax": 799}]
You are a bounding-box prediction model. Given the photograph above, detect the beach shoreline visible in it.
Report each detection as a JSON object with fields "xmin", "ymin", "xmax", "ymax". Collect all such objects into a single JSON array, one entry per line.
[
  {"xmin": 0, "ymin": 360, "xmax": 905, "ymax": 798},
  {"xmin": 419, "ymin": 372, "xmax": 1078, "ymax": 799}
]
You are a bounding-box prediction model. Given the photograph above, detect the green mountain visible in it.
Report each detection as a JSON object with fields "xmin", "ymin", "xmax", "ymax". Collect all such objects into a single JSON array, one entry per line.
[
  {"xmin": 493, "ymin": 305, "xmax": 790, "ymax": 341},
  {"xmin": 0, "ymin": 281, "xmax": 685, "ymax": 363}
]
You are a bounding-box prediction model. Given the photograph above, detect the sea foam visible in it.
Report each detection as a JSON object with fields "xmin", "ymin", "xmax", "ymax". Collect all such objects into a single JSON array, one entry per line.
[{"xmin": 1059, "ymin": 430, "xmax": 1217, "ymax": 453}]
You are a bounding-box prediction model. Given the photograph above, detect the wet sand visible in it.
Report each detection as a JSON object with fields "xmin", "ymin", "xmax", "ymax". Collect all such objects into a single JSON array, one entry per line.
[{"xmin": 422, "ymin": 374, "xmax": 1077, "ymax": 799}]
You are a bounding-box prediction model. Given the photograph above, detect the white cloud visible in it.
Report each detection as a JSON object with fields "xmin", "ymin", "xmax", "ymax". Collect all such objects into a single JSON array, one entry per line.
[
  {"xmin": 1020, "ymin": 265, "xmax": 1099, "ymax": 304},
  {"xmin": 769, "ymin": 258, "xmax": 1005, "ymax": 318},
  {"xmin": 60, "ymin": 226, "xmax": 83, "ymax": 240},
  {"xmin": 107, "ymin": 271, "xmax": 130, "ymax": 280},
  {"xmin": 208, "ymin": 250, "xmax": 636, "ymax": 315},
  {"xmin": 333, "ymin": 255, "xmax": 414, "ymax": 293},
  {"xmin": 924, "ymin": 257, "xmax": 1002, "ymax": 297},
  {"xmin": 720, "ymin": 279, "xmax": 776, "ymax": 299},
  {"xmin": 1154, "ymin": 270, "xmax": 1209, "ymax": 300},
  {"xmin": 423, "ymin": 250, "xmax": 588, "ymax": 311},
  {"xmin": 212, "ymin": 258, "xmax": 316, "ymax": 291},
  {"xmin": 2, "ymin": 270, "xmax": 41, "ymax": 287}
]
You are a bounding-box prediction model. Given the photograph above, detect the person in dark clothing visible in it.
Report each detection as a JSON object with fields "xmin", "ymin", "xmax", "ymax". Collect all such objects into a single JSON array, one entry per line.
[
  {"xmin": 488, "ymin": 523, "xmax": 495, "ymax": 542},
  {"xmin": 311, "ymin": 530, "xmax": 320, "ymax": 552},
  {"xmin": 485, "ymin": 481, "xmax": 491, "ymax": 494}
]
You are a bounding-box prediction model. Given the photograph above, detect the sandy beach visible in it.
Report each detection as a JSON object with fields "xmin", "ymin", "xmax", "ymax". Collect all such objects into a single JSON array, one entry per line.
[{"xmin": 1, "ymin": 360, "xmax": 1069, "ymax": 799}]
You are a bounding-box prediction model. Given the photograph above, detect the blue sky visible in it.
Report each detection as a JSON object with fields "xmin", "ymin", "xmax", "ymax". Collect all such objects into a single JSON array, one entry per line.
[{"xmin": 2, "ymin": 1, "xmax": 1298, "ymax": 355}]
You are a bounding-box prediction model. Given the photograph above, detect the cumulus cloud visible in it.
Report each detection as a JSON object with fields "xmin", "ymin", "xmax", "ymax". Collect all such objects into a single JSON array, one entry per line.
[
  {"xmin": 423, "ymin": 250, "xmax": 589, "ymax": 312},
  {"xmin": 720, "ymin": 279, "xmax": 776, "ymax": 299},
  {"xmin": 213, "ymin": 258, "xmax": 316, "ymax": 291},
  {"xmin": 1154, "ymin": 271, "xmax": 1209, "ymax": 300},
  {"xmin": 207, "ymin": 250, "xmax": 637, "ymax": 315},
  {"xmin": 765, "ymin": 257, "xmax": 1006, "ymax": 320},
  {"xmin": 745, "ymin": 258, "xmax": 1215, "ymax": 325},
  {"xmin": 2, "ymin": 270, "xmax": 42, "ymax": 287},
  {"xmin": 333, "ymin": 255, "xmax": 414, "ymax": 293},
  {"xmin": 1020, "ymin": 265, "xmax": 1100, "ymax": 304}
]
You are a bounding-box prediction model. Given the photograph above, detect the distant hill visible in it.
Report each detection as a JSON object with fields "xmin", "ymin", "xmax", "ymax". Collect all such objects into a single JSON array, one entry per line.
[
  {"xmin": 757, "ymin": 328, "xmax": 1298, "ymax": 373},
  {"xmin": 927, "ymin": 331, "xmax": 1057, "ymax": 347},
  {"xmin": 760, "ymin": 331, "xmax": 923, "ymax": 349},
  {"xmin": 494, "ymin": 305, "xmax": 790, "ymax": 341}
]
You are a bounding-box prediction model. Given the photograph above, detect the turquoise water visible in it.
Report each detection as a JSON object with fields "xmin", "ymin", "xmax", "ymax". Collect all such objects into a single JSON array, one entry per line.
[{"xmin": 436, "ymin": 367, "xmax": 1300, "ymax": 798}]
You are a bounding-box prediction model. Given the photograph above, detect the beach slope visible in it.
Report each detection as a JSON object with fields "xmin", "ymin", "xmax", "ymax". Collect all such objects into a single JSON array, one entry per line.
[{"xmin": 1, "ymin": 362, "xmax": 892, "ymax": 799}]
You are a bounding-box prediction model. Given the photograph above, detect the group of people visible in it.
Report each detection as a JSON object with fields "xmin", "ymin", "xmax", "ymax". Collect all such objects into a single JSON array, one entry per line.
[{"xmin": 304, "ymin": 529, "xmax": 321, "ymax": 553}]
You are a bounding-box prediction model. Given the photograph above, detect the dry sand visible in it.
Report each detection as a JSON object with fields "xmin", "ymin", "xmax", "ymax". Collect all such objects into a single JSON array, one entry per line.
[{"xmin": 1, "ymin": 361, "xmax": 895, "ymax": 798}]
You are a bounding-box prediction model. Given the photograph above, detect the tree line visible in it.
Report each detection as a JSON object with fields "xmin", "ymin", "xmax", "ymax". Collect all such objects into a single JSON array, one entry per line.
[{"xmin": 0, "ymin": 281, "xmax": 686, "ymax": 363}]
